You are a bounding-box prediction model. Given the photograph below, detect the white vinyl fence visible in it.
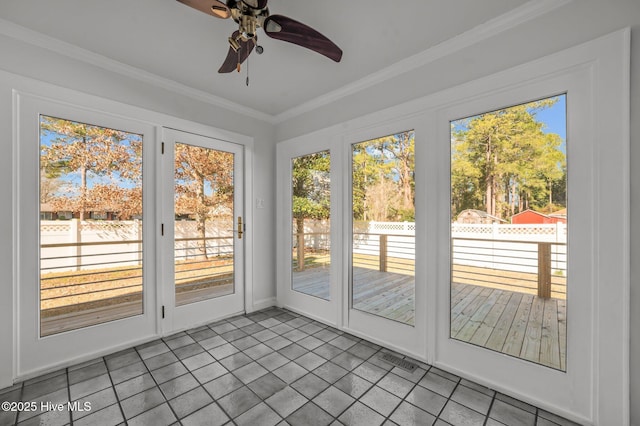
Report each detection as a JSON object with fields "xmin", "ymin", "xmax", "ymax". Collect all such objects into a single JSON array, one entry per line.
[
  {"xmin": 41, "ymin": 219, "xmax": 233, "ymax": 273},
  {"xmin": 297, "ymin": 221, "xmax": 567, "ymax": 275}
]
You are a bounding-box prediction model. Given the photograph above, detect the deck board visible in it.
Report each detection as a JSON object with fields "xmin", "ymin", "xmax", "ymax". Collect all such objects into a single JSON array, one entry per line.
[
  {"xmin": 468, "ymin": 290, "xmax": 512, "ymax": 347},
  {"xmin": 485, "ymin": 292, "xmax": 523, "ymax": 352},
  {"xmin": 539, "ymin": 298, "xmax": 561, "ymax": 368}
]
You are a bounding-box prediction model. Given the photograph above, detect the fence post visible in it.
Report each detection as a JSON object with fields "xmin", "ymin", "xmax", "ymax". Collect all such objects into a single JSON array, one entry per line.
[
  {"xmin": 137, "ymin": 219, "xmax": 143, "ymax": 266},
  {"xmin": 379, "ymin": 234, "xmax": 388, "ymax": 272},
  {"xmin": 538, "ymin": 242, "xmax": 552, "ymax": 298},
  {"xmin": 70, "ymin": 219, "xmax": 81, "ymax": 271},
  {"xmin": 297, "ymin": 232, "xmax": 305, "ymax": 271}
]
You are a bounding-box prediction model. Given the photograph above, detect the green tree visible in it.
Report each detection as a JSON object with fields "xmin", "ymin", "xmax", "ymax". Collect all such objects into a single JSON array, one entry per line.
[
  {"xmin": 451, "ymin": 99, "xmax": 566, "ymax": 220},
  {"xmin": 292, "ymin": 151, "xmax": 331, "ymax": 235},
  {"xmin": 352, "ymin": 131, "xmax": 415, "ymax": 221}
]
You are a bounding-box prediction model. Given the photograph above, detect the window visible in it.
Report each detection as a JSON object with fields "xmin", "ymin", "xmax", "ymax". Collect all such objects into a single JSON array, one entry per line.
[
  {"xmin": 173, "ymin": 142, "xmax": 236, "ymax": 306},
  {"xmin": 351, "ymin": 131, "xmax": 415, "ymax": 325},
  {"xmin": 39, "ymin": 115, "xmax": 144, "ymax": 336},
  {"xmin": 291, "ymin": 151, "xmax": 331, "ymax": 300},
  {"xmin": 450, "ymin": 95, "xmax": 567, "ymax": 370}
]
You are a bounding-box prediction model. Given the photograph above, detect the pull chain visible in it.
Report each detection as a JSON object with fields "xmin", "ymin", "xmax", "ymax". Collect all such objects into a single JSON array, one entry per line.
[{"xmin": 246, "ymin": 55, "xmax": 250, "ymax": 86}]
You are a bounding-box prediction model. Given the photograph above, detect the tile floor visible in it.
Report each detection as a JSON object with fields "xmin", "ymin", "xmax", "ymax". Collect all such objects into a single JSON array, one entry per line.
[{"xmin": 0, "ymin": 308, "xmax": 580, "ymax": 426}]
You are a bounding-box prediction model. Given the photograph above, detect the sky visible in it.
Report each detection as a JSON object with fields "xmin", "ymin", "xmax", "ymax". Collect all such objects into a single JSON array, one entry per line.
[{"xmin": 536, "ymin": 94, "xmax": 566, "ymax": 148}]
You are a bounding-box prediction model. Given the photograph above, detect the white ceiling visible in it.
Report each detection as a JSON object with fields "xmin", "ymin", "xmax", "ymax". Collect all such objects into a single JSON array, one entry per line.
[{"xmin": 0, "ymin": 0, "xmax": 530, "ymax": 117}]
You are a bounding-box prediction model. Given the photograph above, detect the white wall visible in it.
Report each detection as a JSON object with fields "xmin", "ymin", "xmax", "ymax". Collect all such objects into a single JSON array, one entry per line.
[
  {"xmin": 0, "ymin": 34, "xmax": 277, "ymax": 387},
  {"xmin": 275, "ymin": 2, "xmax": 640, "ymax": 424}
]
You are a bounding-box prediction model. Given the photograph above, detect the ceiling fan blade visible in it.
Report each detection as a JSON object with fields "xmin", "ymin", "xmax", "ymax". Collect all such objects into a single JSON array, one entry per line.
[
  {"xmin": 263, "ymin": 14, "xmax": 343, "ymax": 62},
  {"xmin": 218, "ymin": 32, "xmax": 256, "ymax": 73},
  {"xmin": 176, "ymin": 0, "xmax": 231, "ymax": 19}
]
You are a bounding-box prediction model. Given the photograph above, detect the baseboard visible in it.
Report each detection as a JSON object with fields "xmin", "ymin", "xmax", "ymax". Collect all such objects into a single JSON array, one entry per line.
[
  {"xmin": 281, "ymin": 304, "xmax": 338, "ymax": 328},
  {"xmin": 248, "ymin": 297, "xmax": 277, "ymax": 313}
]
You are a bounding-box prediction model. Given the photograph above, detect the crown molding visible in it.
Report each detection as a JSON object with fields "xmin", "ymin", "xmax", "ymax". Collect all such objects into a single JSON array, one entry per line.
[
  {"xmin": 273, "ymin": 0, "xmax": 573, "ymax": 124},
  {"xmin": 0, "ymin": 18, "xmax": 275, "ymax": 123},
  {"xmin": 0, "ymin": 0, "xmax": 571, "ymax": 126}
]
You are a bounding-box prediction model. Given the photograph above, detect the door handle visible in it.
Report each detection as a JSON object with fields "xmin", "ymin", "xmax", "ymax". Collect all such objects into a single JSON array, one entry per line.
[{"xmin": 237, "ymin": 216, "xmax": 243, "ymax": 240}]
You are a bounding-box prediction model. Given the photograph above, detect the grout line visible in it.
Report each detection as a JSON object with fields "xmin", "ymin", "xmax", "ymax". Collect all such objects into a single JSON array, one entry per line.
[
  {"xmin": 65, "ymin": 368, "xmax": 73, "ymax": 426},
  {"xmin": 14, "ymin": 381, "xmax": 24, "ymax": 426},
  {"xmin": 131, "ymin": 345, "xmax": 183, "ymax": 424},
  {"xmin": 104, "ymin": 357, "xmax": 128, "ymax": 426},
  {"xmin": 186, "ymin": 316, "xmax": 278, "ymax": 423},
  {"xmin": 483, "ymin": 391, "xmax": 497, "ymax": 426}
]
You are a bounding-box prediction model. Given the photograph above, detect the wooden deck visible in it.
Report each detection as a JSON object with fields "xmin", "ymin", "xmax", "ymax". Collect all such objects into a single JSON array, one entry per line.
[
  {"xmin": 41, "ymin": 263, "xmax": 566, "ymax": 370},
  {"xmin": 41, "ymin": 282, "xmax": 234, "ymax": 337},
  {"xmin": 451, "ymin": 282, "xmax": 566, "ymax": 370},
  {"xmin": 293, "ymin": 265, "xmax": 566, "ymax": 370},
  {"xmin": 293, "ymin": 267, "xmax": 416, "ymax": 324}
]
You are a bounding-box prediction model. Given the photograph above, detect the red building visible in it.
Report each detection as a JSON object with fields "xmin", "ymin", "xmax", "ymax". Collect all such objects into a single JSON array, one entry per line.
[{"xmin": 511, "ymin": 209, "xmax": 567, "ymax": 224}]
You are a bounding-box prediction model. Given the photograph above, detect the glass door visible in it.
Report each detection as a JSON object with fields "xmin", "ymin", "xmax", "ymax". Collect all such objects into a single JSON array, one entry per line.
[
  {"xmin": 17, "ymin": 96, "xmax": 158, "ymax": 376},
  {"xmin": 162, "ymin": 129, "xmax": 245, "ymax": 332},
  {"xmin": 449, "ymin": 95, "xmax": 568, "ymax": 370},
  {"xmin": 346, "ymin": 126, "xmax": 425, "ymax": 357},
  {"xmin": 277, "ymin": 141, "xmax": 340, "ymax": 325},
  {"xmin": 433, "ymin": 68, "xmax": 596, "ymax": 421}
]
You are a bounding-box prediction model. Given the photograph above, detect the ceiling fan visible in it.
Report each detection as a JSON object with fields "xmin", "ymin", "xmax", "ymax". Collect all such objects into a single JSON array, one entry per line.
[{"xmin": 177, "ymin": 0, "xmax": 343, "ymax": 74}]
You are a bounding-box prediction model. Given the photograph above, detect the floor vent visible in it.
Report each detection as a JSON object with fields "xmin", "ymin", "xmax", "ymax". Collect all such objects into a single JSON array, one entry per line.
[{"xmin": 379, "ymin": 352, "xmax": 418, "ymax": 372}]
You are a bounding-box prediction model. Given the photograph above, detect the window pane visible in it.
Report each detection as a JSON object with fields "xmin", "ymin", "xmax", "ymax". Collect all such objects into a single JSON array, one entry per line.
[
  {"xmin": 39, "ymin": 115, "xmax": 143, "ymax": 336},
  {"xmin": 174, "ymin": 143, "xmax": 235, "ymax": 306},
  {"xmin": 450, "ymin": 95, "xmax": 567, "ymax": 370},
  {"xmin": 352, "ymin": 131, "xmax": 415, "ymax": 325},
  {"xmin": 291, "ymin": 151, "xmax": 331, "ymax": 300}
]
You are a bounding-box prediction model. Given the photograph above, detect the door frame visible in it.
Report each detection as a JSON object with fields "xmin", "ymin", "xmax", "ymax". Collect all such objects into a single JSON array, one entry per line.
[{"xmin": 160, "ymin": 128, "xmax": 247, "ymax": 334}]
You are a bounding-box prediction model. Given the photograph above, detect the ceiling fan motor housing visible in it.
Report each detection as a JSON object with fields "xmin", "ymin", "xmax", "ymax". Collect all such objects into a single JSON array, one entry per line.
[{"xmin": 227, "ymin": 0, "xmax": 269, "ymax": 41}]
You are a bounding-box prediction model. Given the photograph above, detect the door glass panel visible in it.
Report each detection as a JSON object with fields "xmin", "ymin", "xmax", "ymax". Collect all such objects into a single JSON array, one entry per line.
[
  {"xmin": 450, "ymin": 95, "xmax": 567, "ymax": 370},
  {"xmin": 174, "ymin": 142, "xmax": 235, "ymax": 306},
  {"xmin": 291, "ymin": 151, "xmax": 331, "ymax": 300},
  {"xmin": 39, "ymin": 115, "xmax": 143, "ymax": 336},
  {"xmin": 351, "ymin": 131, "xmax": 415, "ymax": 325}
]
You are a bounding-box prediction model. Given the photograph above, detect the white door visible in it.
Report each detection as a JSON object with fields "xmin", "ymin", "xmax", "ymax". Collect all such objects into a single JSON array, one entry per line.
[
  {"xmin": 276, "ymin": 140, "xmax": 341, "ymax": 325},
  {"xmin": 161, "ymin": 129, "xmax": 245, "ymax": 332},
  {"xmin": 343, "ymin": 120, "xmax": 426, "ymax": 359},
  {"xmin": 17, "ymin": 94, "xmax": 158, "ymax": 376},
  {"xmin": 432, "ymin": 65, "xmax": 595, "ymax": 421}
]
